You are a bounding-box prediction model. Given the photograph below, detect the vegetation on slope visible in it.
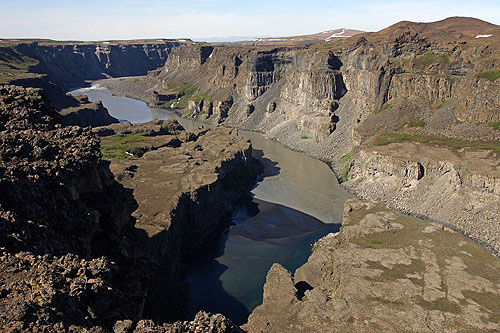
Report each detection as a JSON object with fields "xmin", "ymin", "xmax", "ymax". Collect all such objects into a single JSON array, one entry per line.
[
  {"xmin": 100, "ymin": 133, "xmax": 147, "ymax": 159},
  {"xmin": 375, "ymin": 132, "xmax": 500, "ymax": 153},
  {"xmin": 476, "ymin": 71, "xmax": 500, "ymax": 82},
  {"xmin": 0, "ymin": 46, "xmax": 39, "ymax": 83}
]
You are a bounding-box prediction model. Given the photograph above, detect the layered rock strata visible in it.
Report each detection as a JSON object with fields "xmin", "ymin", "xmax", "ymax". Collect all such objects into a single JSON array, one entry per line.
[
  {"xmin": 245, "ymin": 199, "xmax": 500, "ymax": 332},
  {"xmin": 15, "ymin": 41, "xmax": 187, "ymax": 88}
]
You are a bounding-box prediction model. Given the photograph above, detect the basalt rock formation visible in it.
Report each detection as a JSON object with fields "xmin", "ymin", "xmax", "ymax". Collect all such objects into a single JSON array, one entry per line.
[
  {"xmin": 0, "ymin": 86, "xmax": 250, "ymax": 331},
  {"xmin": 97, "ymin": 120, "xmax": 259, "ymax": 321},
  {"xmin": 0, "ymin": 85, "xmax": 139, "ymax": 330},
  {"xmin": 12, "ymin": 40, "xmax": 192, "ymax": 88},
  {"xmin": 245, "ymin": 199, "xmax": 500, "ymax": 332},
  {"xmin": 2, "ymin": 16, "xmax": 500, "ymax": 331},
  {"xmin": 60, "ymin": 96, "xmax": 119, "ymax": 127}
]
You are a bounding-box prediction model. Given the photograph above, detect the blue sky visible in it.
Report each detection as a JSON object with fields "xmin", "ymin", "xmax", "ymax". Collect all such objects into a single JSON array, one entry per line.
[{"xmin": 1, "ymin": 0, "xmax": 499, "ymax": 40}]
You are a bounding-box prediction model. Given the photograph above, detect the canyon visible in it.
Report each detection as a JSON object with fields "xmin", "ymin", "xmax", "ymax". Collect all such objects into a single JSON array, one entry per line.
[
  {"xmin": 99, "ymin": 17, "xmax": 500, "ymax": 256},
  {"xmin": 1, "ymin": 16, "xmax": 500, "ymax": 332}
]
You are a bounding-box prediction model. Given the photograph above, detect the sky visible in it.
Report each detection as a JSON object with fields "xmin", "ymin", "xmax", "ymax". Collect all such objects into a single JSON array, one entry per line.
[{"xmin": 0, "ymin": 0, "xmax": 499, "ymax": 41}]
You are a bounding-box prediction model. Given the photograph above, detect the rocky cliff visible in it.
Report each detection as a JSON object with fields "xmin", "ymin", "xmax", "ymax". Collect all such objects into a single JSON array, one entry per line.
[
  {"xmin": 0, "ymin": 85, "xmax": 251, "ymax": 331},
  {"xmin": 14, "ymin": 40, "xmax": 190, "ymax": 88},
  {"xmin": 60, "ymin": 96, "xmax": 119, "ymax": 127},
  {"xmin": 0, "ymin": 85, "xmax": 139, "ymax": 330},
  {"xmin": 245, "ymin": 199, "xmax": 500, "ymax": 332},
  {"xmin": 99, "ymin": 120, "xmax": 259, "ymax": 322}
]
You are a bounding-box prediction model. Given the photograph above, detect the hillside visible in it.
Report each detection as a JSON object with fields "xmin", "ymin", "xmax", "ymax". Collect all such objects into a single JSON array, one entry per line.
[{"xmin": 234, "ymin": 28, "xmax": 364, "ymax": 46}]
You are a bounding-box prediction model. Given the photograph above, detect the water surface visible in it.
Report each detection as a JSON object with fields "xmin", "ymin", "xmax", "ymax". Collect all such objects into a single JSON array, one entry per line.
[{"xmin": 70, "ymin": 85, "xmax": 159, "ymax": 123}]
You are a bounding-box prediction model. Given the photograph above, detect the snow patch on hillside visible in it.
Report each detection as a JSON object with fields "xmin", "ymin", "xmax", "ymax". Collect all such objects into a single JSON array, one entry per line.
[{"xmin": 325, "ymin": 29, "xmax": 347, "ymax": 41}]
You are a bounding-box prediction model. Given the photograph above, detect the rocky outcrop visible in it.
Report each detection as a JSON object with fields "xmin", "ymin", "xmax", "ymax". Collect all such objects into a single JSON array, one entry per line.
[
  {"xmin": 93, "ymin": 118, "xmax": 184, "ymax": 137},
  {"xmin": 0, "ymin": 86, "xmax": 253, "ymax": 331},
  {"xmin": 345, "ymin": 142, "xmax": 500, "ymax": 255},
  {"xmin": 116, "ymin": 311, "xmax": 242, "ymax": 333},
  {"xmin": 0, "ymin": 85, "xmax": 139, "ymax": 329},
  {"xmin": 60, "ymin": 97, "xmax": 119, "ymax": 127},
  {"xmin": 103, "ymin": 123, "xmax": 259, "ymax": 321},
  {"xmin": 245, "ymin": 199, "xmax": 500, "ymax": 332}
]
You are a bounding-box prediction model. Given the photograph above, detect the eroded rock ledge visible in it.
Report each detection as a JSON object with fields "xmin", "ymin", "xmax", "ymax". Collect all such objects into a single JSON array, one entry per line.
[
  {"xmin": 99, "ymin": 120, "xmax": 259, "ymax": 321},
  {"xmin": 245, "ymin": 198, "xmax": 500, "ymax": 332}
]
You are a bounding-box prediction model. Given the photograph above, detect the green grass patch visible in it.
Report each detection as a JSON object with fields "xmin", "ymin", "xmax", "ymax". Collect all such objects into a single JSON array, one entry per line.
[
  {"xmin": 300, "ymin": 136, "xmax": 310, "ymax": 139},
  {"xmin": 408, "ymin": 120, "xmax": 426, "ymax": 128},
  {"xmin": 370, "ymin": 240, "xmax": 384, "ymax": 245},
  {"xmin": 191, "ymin": 93, "xmax": 213, "ymax": 103},
  {"xmin": 163, "ymin": 82, "xmax": 198, "ymax": 109},
  {"xmin": 415, "ymin": 51, "xmax": 450, "ymax": 70},
  {"xmin": 100, "ymin": 133, "xmax": 147, "ymax": 159},
  {"xmin": 476, "ymin": 71, "xmax": 500, "ymax": 82},
  {"xmin": 378, "ymin": 101, "xmax": 391, "ymax": 113},
  {"xmin": 339, "ymin": 152, "xmax": 351, "ymax": 161},
  {"xmin": 339, "ymin": 150, "xmax": 353, "ymax": 182},
  {"xmin": 375, "ymin": 132, "xmax": 500, "ymax": 153},
  {"xmin": 489, "ymin": 122, "xmax": 500, "ymax": 131}
]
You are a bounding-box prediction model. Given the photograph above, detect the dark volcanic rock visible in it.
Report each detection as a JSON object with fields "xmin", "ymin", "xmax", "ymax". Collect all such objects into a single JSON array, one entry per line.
[
  {"xmin": 0, "ymin": 85, "xmax": 139, "ymax": 330},
  {"xmin": 93, "ymin": 119, "xmax": 184, "ymax": 137},
  {"xmin": 0, "ymin": 252, "xmax": 135, "ymax": 331},
  {"xmin": 0, "ymin": 85, "xmax": 134, "ymax": 257},
  {"xmin": 61, "ymin": 100, "xmax": 119, "ymax": 128},
  {"xmin": 0, "ymin": 84, "xmax": 254, "ymax": 331}
]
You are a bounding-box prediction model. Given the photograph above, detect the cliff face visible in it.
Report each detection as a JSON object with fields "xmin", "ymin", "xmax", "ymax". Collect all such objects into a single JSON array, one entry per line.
[
  {"xmin": 16, "ymin": 41, "xmax": 184, "ymax": 88},
  {"xmin": 103, "ymin": 123, "xmax": 258, "ymax": 322},
  {"xmin": 245, "ymin": 199, "xmax": 500, "ymax": 332},
  {"xmin": 345, "ymin": 142, "xmax": 500, "ymax": 255},
  {"xmin": 0, "ymin": 86, "xmax": 251, "ymax": 331},
  {"xmin": 135, "ymin": 45, "xmax": 345, "ymax": 142},
  {"xmin": 60, "ymin": 97, "xmax": 119, "ymax": 127}
]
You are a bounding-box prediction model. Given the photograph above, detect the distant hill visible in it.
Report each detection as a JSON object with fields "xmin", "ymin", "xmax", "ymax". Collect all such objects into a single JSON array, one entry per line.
[
  {"xmin": 365, "ymin": 16, "xmax": 500, "ymax": 42},
  {"xmin": 224, "ymin": 28, "xmax": 365, "ymax": 46}
]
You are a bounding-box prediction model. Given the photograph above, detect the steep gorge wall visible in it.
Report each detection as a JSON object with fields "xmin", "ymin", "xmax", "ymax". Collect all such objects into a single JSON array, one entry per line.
[
  {"xmin": 129, "ymin": 31, "xmax": 500, "ymax": 256},
  {"xmin": 345, "ymin": 144, "xmax": 500, "ymax": 254},
  {"xmin": 74, "ymin": 23, "xmax": 500, "ymax": 255},
  {"xmin": 147, "ymin": 46, "xmax": 346, "ymax": 142},
  {"xmin": 16, "ymin": 41, "xmax": 183, "ymax": 88},
  {"xmin": 102, "ymin": 124, "xmax": 259, "ymax": 323}
]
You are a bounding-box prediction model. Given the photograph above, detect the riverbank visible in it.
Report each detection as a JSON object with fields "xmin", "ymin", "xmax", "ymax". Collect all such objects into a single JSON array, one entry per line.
[{"xmin": 244, "ymin": 198, "xmax": 500, "ymax": 332}]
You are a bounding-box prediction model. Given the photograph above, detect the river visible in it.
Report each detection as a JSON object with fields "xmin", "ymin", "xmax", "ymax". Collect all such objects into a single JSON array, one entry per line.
[{"xmin": 71, "ymin": 84, "xmax": 352, "ymax": 325}]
